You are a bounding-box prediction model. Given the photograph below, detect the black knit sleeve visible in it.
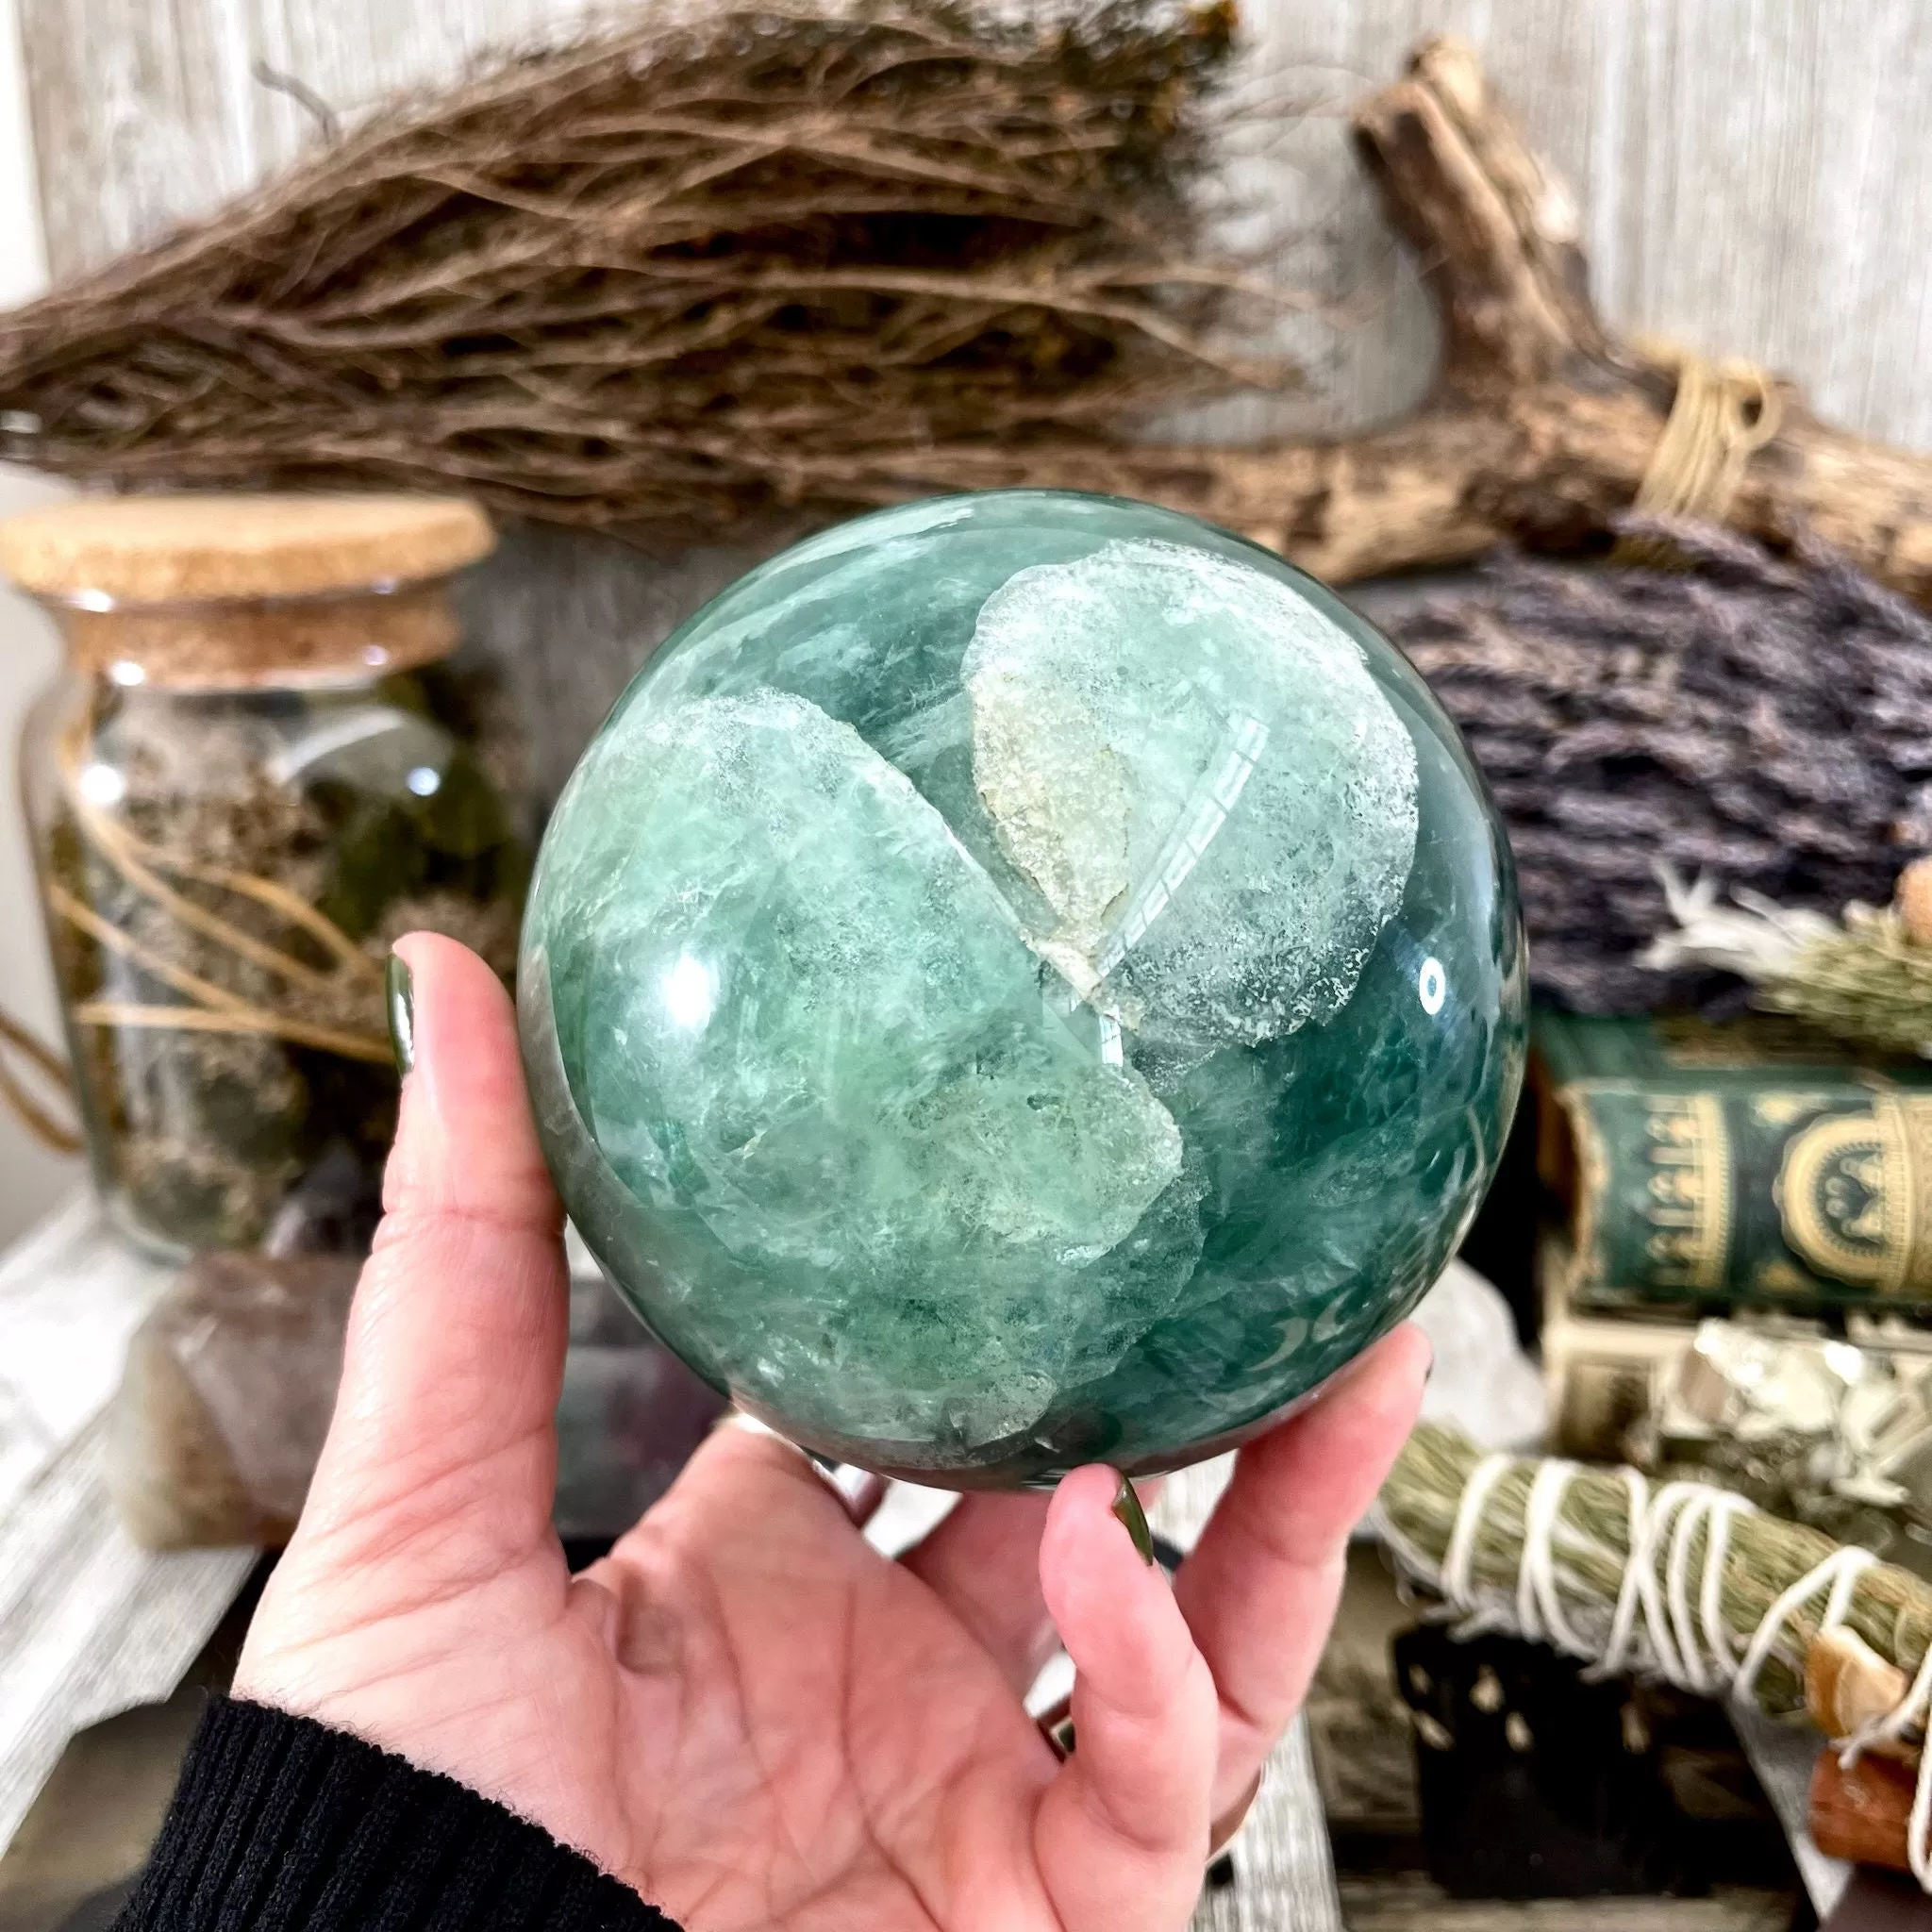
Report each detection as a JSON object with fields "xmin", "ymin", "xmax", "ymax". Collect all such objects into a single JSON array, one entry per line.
[{"xmin": 115, "ymin": 1699, "xmax": 680, "ymax": 1932}]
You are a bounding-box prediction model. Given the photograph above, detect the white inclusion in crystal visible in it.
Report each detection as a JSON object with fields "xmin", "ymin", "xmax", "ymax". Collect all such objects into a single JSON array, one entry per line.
[
  {"xmin": 1311, "ymin": 1295, "xmax": 1351, "ymax": 1343},
  {"xmin": 964, "ymin": 537, "xmax": 1419, "ymax": 1045},
  {"xmin": 1418, "ymin": 957, "xmax": 1447, "ymax": 1015},
  {"xmin": 659, "ymin": 952, "xmax": 716, "ymax": 1031},
  {"xmin": 1250, "ymin": 1314, "xmax": 1311, "ymax": 1373},
  {"xmin": 568, "ymin": 688, "xmax": 1194, "ymax": 1444},
  {"xmin": 1095, "ymin": 709, "xmax": 1267, "ymax": 978},
  {"xmin": 1096, "ymin": 1010, "xmax": 1124, "ymax": 1067}
]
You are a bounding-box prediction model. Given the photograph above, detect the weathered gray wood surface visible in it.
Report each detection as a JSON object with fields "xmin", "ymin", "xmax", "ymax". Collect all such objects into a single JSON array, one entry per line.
[
  {"xmin": 16, "ymin": 0, "xmax": 1932, "ymax": 451},
  {"xmin": 1334, "ymin": 1877, "xmax": 1795, "ymax": 1930},
  {"xmin": 458, "ymin": 523, "xmax": 761, "ymax": 807},
  {"xmin": 0, "ymin": 1197, "xmax": 254, "ymax": 1857}
]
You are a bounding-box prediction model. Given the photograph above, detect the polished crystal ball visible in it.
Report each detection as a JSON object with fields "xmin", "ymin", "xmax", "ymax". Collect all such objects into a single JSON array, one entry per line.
[{"xmin": 520, "ymin": 492, "xmax": 1525, "ymax": 1486}]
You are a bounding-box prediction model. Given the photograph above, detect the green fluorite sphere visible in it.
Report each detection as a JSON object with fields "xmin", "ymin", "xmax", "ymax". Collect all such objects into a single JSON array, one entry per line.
[{"xmin": 521, "ymin": 492, "xmax": 1525, "ymax": 1486}]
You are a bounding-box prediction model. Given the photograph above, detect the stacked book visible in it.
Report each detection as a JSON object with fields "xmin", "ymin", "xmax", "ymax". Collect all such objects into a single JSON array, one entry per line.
[{"xmin": 1534, "ymin": 1011, "xmax": 1932, "ymax": 1489}]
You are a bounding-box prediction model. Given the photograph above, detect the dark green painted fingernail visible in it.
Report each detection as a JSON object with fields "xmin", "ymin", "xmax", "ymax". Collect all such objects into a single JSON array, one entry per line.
[
  {"xmin": 1112, "ymin": 1476, "xmax": 1155, "ymax": 1565},
  {"xmin": 386, "ymin": 952, "xmax": 415, "ymax": 1076}
]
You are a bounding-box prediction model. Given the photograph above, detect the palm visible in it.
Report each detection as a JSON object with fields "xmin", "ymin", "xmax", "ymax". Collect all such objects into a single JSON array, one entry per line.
[
  {"xmin": 586, "ymin": 1474, "xmax": 1059, "ymax": 1930},
  {"xmin": 236, "ymin": 936, "xmax": 1427, "ymax": 1932},
  {"xmin": 245, "ymin": 1383, "xmax": 1089, "ymax": 1929}
]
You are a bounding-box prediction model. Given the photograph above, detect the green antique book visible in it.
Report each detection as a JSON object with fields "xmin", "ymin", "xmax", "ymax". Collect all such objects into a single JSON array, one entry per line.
[{"xmin": 1535, "ymin": 1010, "xmax": 1932, "ymax": 1315}]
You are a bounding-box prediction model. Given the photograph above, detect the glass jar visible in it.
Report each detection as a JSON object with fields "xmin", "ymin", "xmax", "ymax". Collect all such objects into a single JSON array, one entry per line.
[{"xmin": 4, "ymin": 494, "xmax": 531, "ymax": 1258}]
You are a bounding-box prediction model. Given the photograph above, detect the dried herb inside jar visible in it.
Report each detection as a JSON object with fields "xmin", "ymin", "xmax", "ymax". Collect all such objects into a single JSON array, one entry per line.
[{"xmin": 43, "ymin": 658, "xmax": 529, "ymax": 1255}]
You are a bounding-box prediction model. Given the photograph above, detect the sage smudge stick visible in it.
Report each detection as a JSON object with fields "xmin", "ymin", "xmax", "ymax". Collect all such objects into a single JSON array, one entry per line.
[{"xmin": 1378, "ymin": 1422, "xmax": 1932, "ymax": 1719}]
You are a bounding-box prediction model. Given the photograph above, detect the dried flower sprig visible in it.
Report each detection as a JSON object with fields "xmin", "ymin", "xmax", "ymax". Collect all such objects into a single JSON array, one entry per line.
[{"xmin": 1645, "ymin": 858, "xmax": 1932, "ymax": 1060}]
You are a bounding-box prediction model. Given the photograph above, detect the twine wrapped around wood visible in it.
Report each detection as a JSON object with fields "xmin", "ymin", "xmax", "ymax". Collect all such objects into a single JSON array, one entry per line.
[{"xmin": 1611, "ymin": 343, "xmax": 1783, "ymax": 565}]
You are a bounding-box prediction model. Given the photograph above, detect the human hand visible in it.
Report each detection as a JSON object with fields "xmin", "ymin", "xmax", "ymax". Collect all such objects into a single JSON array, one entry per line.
[{"xmin": 235, "ymin": 934, "xmax": 1429, "ymax": 1932}]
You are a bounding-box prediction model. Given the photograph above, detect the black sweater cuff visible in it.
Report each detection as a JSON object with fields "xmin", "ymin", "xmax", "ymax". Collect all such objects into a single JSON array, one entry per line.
[{"xmin": 117, "ymin": 1697, "xmax": 678, "ymax": 1932}]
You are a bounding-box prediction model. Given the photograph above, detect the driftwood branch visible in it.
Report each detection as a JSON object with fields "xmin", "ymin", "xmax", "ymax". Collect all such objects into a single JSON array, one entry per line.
[
  {"xmin": 2, "ymin": 25, "xmax": 1926, "ymax": 592},
  {"xmin": 1030, "ymin": 37, "xmax": 1932, "ymax": 600}
]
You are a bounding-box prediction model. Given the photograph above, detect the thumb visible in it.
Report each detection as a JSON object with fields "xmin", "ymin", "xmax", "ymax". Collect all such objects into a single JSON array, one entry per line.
[
  {"xmin": 1034, "ymin": 1469, "xmax": 1219, "ymax": 1932},
  {"xmin": 296, "ymin": 933, "xmax": 569, "ymax": 1563}
]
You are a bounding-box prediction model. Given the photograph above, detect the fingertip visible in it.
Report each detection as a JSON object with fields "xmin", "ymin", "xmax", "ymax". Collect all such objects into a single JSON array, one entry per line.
[
  {"xmin": 1040, "ymin": 1469, "xmax": 1189, "ymax": 1703},
  {"xmin": 382, "ymin": 933, "xmax": 558, "ymax": 1234},
  {"xmin": 390, "ymin": 930, "xmax": 517, "ymax": 1073},
  {"xmin": 1159, "ymin": 1324, "xmax": 1428, "ymax": 1823},
  {"xmin": 1351, "ymin": 1316, "xmax": 1431, "ymax": 1381},
  {"xmin": 1388, "ymin": 1317, "xmax": 1434, "ymax": 1388},
  {"xmin": 1034, "ymin": 1466, "xmax": 1217, "ymax": 1906},
  {"xmin": 1039, "ymin": 1466, "xmax": 1138, "ymax": 1612},
  {"xmin": 1042, "ymin": 1463, "xmax": 1122, "ymax": 1542},
  {"xmin": 1205, "ymin": 1320, "xmax": 1432, "ymax": 1578},
  {"xmin": 391, "ymin": 928, "xmax": 484, "ymax": 1003},
  {"xmin": 1313, "ymin": 1321, "xmax": 1431, "ymax": 1435}
]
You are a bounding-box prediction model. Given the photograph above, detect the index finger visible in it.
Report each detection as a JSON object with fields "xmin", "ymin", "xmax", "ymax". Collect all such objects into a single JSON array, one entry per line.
[
  {"xmin": 300, "ymin": 933, "xmax": 568, "ymax": 1556},
  {"xmin": 1172, "ymin": 1324, "xmax": 1430, "ymax": 1817}
]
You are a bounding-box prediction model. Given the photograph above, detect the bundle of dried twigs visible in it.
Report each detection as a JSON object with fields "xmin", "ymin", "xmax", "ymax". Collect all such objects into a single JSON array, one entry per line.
[
  {"xmin": 1382, "ymin": 521, "xmax": 1932, "ymax": 1013},
  {"xmin": 1385, "ymin": 1426, "xmax": 1932, "ymax": 1882},
  {"xmin": 0, "ymin": 0, "xmax": 1271, "ymax": 538}
]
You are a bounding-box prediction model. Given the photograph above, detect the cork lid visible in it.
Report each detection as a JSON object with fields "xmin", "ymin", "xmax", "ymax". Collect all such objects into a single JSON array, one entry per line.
[{"xmin": 0, "ymin": 492, "xmax": 494, "ymax": 604}]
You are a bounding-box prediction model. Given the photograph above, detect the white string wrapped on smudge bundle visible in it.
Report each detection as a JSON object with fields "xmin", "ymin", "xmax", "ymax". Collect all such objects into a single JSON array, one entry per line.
[{"xmin": 1374, "ymin": 1424, "xmax": 1932, "ymax": 1886}]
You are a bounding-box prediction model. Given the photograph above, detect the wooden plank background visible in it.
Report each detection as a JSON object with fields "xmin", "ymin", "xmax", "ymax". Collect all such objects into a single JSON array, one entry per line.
[{"xmin": 14, "ymin": 0, "xmax": 1932, "ymax": 451}]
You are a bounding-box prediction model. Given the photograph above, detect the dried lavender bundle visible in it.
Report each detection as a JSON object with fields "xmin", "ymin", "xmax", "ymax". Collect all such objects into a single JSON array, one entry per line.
[{"xmin": 1381, "ymin": 521, "xmax": 1932, "ymax": 1013}]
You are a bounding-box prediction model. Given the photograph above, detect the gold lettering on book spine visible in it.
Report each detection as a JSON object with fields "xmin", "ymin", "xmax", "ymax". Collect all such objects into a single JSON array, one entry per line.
[
  {"xmin": 1641, "ymin": 1094, "xmax": 1729, "ymax": 1291},
  {"xmin": 1779, "ymin": 1096, "xmax": 1932, "ymax": 1294},
  {"xmin": 1565, "ymin": 1090, "xmax": 1608, "ymax": 1285}
]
